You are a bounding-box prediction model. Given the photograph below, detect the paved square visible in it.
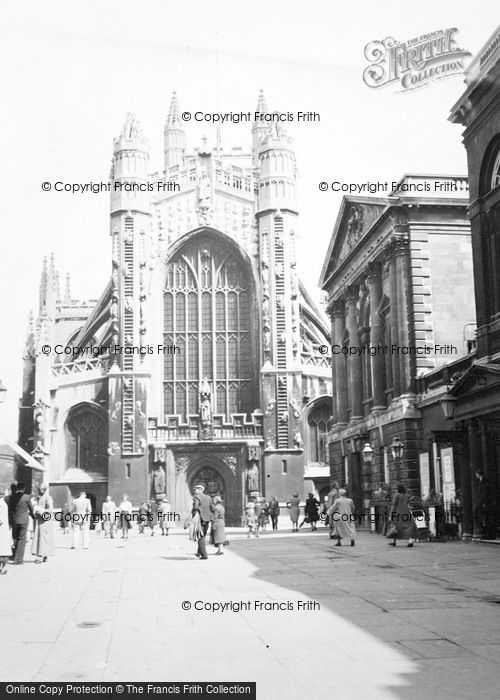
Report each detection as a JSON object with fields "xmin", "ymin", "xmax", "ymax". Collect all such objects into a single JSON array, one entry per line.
[{"xmin": 1, "ymin": 526, "xmax": 500, "ymax": 699}]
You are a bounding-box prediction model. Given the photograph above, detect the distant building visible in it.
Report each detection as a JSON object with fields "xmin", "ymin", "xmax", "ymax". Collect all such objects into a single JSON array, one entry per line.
[
  {"xmin": 319, "ymin": 175, "xmax": 475, "ymax": 514},
  {"xmin": 18, "ymin": 93, "xmax": 331, "ymax": 523}
]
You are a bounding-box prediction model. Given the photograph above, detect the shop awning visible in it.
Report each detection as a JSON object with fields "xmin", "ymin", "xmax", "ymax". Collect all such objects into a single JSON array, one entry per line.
[{"xmin": 0, "ymin": 434, "xmax": 46, "ymax": 471}]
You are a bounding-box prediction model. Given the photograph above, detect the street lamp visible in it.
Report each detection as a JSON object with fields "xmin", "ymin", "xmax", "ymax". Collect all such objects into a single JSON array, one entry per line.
[
  {"xmin": 440, "ymin": 394, "xmax": 457, "ymax": 420},
  {"xmin": 0, "ymin": 380, "xmax": 7, "ymax": 404},
  {"xmin": 390, "ymin": 436, "xmax": 404, "ymax": 482},
  {"xmin": 362, "ymin": 442, "xmax": 374, "ymax": 464}
]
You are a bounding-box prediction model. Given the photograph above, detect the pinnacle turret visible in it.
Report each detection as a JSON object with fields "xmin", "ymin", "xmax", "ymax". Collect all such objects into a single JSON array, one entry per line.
[{"xmin": 164, "ymin": 91, "xmax": 186, "ymax": 170}]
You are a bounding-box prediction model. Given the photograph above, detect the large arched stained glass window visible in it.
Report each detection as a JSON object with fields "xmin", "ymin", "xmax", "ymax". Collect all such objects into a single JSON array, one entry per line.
[
  {"xmin": 65, "ymin": 405, "xmax": 108, "ymax": 474},
  {"xmin": 163, "ymin": 235, "xmax": 256, "ymax": 421}
]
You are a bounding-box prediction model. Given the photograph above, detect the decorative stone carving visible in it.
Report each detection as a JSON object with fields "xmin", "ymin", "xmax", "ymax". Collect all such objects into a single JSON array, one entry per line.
[
  {"xmin": 199, "ymin": 377, "xmax": 212, "ymax": 423},
  {"xmin": 289, "ymin": 397, "xmax": 301, "ymax": 418},
  {"xmin": 223, "ymin": 455, "xmax": 238, "ymax": 475},
  {"xmin": 108, "ymin": 441, "xmax": 120, "ymax": 456},
  {"xmin": 294, "ymin": 432, "xmax": 303, "ymax": 449},
  {"xmin": 197, "ymin": 168, "xmax": 212, "ymax": 225},
  {"xmin": 265, "ymin": 399, "xmax": 276, "ymax": 416},
  {"xmin": 110, "ymin": 402, "xmax": 121, "ymax": 422},
  {"xmin": 347, "ymin": 205, "xmax": 364, "ymax": 248},
  {"xmin": 246, "ymin": 462, "xmax": 260, "ymax": 493},
  {"xmin": 175, "ymin": 456, "xmax": 191, "ymax": 473}
]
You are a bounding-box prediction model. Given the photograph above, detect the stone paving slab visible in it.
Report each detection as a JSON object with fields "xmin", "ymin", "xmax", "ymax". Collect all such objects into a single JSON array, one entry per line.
[{"xmin": 1, "ymin": 527, "xmax": 500, "ymax": 698}]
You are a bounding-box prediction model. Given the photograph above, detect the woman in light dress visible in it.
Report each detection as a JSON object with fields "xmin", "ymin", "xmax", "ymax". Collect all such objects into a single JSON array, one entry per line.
[{"xmin": 31, "ymin": 484, "xmax": 55, "ymax": 563}]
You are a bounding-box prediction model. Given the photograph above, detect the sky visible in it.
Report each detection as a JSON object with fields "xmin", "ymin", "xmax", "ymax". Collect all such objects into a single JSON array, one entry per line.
[{"xmin": 0, "ymin": 0, "xmax": 498, "ymax": 436}]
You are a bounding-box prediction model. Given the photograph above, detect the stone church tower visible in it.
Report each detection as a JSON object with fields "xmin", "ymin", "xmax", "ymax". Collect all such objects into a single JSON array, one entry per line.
[{"xmin": 18, "ymin": 93, "xmax": 331, "ymax": 524}]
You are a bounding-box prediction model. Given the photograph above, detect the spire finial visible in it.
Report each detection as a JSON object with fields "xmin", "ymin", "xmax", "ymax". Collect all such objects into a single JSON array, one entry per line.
[
  {"xmin": 63, "ymin": 273, "xmax": 71, "ymax": 305},
  {"xmin": 167, "ymin": 91, "xmax": 181, "ymax": 127}
]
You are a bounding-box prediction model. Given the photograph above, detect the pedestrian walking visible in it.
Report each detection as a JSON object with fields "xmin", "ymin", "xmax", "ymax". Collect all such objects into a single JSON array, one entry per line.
[
  {"xmin": 149, "ymin": 500, "xmax": 158, "ymax": 536},
  {"xmin": 259, "ymin": 500, "xmax": 270, "ymax": 532},
  {"xmin": 268, "ymin": 497, "xmax": 280, "ymax": 531},
  {"xmin": 244, "ymin": 500, "xmax": 258, "ymax": 537},
  {"xmin": 387, "ymin": 484, "xmax": 418, "ymax": 548},
  {"xmin": 71, "ymin": 491, "xmax": 92, "ymax": 549},
  {"xmin": 287, "ymin": 493, "xmax": 301, "ymax": 532},
  {"xmin": 119, "ymin": 495, "xmax": 133, "ymax": 539},
  {"xmin": 191, "ymin": 484, "xmax": 213, "ymax": 559},
  {"xmin": 327, "ymin": 482, "xmax": 340, "ymax": 538},
  {"xmin": 102, "ymin": 495, "xmax": 117, "ymax": 538},
  {"xmin": 31, "ymin": 484, "xmax": 55, "ymax": 563},
  {"xmin": 0, "ymin": 487, "xmax": 12, "ymax": 575},
  {"xmin": 211, "ymin": 495, "xmax": 229, "ymax": 555},
  {"xmin": 300, "ymin": 493, "xmax": 320, "ymax": 530},
  {"xmin": 159, "ymin": 497, "xmax": 172, "ymax": 535},
  {"xmin": 8, "ymin": 482, "xmax": 35, "ymax": 564},
  {"xmin": 61, "ymin": 500, "xmax": 72, "ymax": 534},
  {"xmin": 328, "ymin": 488, "xmax": 356, "ymax": 546},
  {"xmin": 138, "ymin": 501, "xmax": 149, "ymax": 534}
]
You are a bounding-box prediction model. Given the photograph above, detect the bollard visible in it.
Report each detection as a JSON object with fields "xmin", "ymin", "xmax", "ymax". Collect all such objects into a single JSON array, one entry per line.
[{"xmin": 370, "ymin": 506, "xmax": 376, "ymax": 533}]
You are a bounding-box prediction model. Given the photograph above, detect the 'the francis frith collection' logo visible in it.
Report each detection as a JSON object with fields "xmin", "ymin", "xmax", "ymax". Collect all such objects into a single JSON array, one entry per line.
[{"xmin": 363, "ymin": 28, "xmax": 471, "ymax": 92}]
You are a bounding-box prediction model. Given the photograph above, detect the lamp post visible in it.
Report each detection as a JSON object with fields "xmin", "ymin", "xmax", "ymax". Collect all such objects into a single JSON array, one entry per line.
[
  {"xmin": 440, "ymin": 394, "xmax": 457, "ymax": 420},
  {"xmin": 362, "ymin": 442, "xmax": 374, "ymax": 464},
  {"xmin": 390, "ymin": 436, "xmax": 404, "ymax": 483}
]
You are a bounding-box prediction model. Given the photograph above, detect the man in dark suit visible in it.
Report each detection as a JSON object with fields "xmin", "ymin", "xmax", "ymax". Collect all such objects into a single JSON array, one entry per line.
[
  {"xmin": 192, "ymin": 484, "xmax": 213, "ymax": 560},
  {"xmin": 8, "ymin": 482, "xmax": 35, "ymax": 564}
]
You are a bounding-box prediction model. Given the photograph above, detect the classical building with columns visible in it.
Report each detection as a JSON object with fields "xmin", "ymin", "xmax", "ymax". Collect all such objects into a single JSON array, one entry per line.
[
  {"xmin": 319, "ymin": 175, "xmax": 475, "ymax": 515},
  {"xmin": 415, "ymin": 26, "xmax": 500, "ymax": 540},
  {"xmin": 17, "ymin": 92, "xmax": 331, "ymax": 524}
]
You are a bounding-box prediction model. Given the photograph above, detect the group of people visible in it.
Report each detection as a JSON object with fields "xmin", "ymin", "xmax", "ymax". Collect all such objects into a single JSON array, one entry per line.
[
  {"xmin": 188, "ymin": 484, "xmax": 229, "ymax": 558},
  {"xmin": 243, "ymin": 496, "xmax": 280, "ymax": 537},
  {"xmin": 322, "ymin": 481, "xmax": 418, "ymax": 548},
  {"xmin": 0, "ymin": 481, "xmax": 55, "ymax": 572}
]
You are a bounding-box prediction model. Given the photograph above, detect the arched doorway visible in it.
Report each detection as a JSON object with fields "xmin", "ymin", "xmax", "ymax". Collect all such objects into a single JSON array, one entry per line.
[{"xmin": 189, "ymin": 466, "xmax": 225, "ymax": 501}]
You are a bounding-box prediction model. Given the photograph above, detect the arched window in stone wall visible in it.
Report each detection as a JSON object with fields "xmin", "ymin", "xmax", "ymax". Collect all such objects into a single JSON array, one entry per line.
[
  {"xmin": 65, "ymin": 404, "xmax": 108, "ymax": 474},
  {"xmin": 307, "ymin": 400, "xmax": 332, "ymax": 464},
  {"xmin": 163, "ymin": 234, "xmax": 257, "ymax": 421}
]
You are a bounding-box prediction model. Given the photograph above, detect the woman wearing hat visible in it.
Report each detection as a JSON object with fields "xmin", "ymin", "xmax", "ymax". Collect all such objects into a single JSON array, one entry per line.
[{"xmin": 211, "ymin": 496, "xmax": 228, "ymax": 555}]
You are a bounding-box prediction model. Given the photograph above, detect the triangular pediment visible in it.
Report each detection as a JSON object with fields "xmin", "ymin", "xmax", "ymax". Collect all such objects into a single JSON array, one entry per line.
[
  {"xmin": 450, "ymin": 362, "xmax": 500, "ymax": 397},
  {"xmin": 319, "ymin": 196, "xmax": 388, "ymax": 288}
]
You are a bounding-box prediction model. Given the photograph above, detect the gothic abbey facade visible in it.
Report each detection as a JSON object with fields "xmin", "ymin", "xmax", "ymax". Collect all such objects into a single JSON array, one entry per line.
[{"xmin": 18, "ymin": 93, "xmax": 331, "ymax": 524}]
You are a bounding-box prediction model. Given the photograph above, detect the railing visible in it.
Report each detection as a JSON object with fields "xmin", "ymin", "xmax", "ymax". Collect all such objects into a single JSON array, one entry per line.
[
  {"xmin": 148, "ymin": 412, "xmax": 264, "ymax": 443},
  {"xmin": 51, "ymin": 356, "xmax": 110, "ymax": 377}
]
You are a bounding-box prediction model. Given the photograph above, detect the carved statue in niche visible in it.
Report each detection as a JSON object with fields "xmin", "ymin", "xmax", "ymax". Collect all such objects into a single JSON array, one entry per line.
[
  {"xmin": 199, "ymin": 377, "xmax": 212, "ymax": 423},
  {"xmin": 198, "ymin": 168, "xmax": 212, "ymax": 224},
  {"xmin": 265, "ymin": 399, "xmax": 276, "ymax": 416},
  {"xmin": 152, "ymin": 462, "xmax": 166, "ymax": 498},
  {"xmin": 246, "ymin": 461, "xmax": 260, "ymax": 493},
  {"xmin": 289, "ymin": 397, "xmax": 301, "ymax": 418},
  {"xmin": 347, "ymin": 205, "xmax": 364, "ymax": 248},
  {"xmin": 294, "ymin": 432, "xmax": 303, "ymax": 449}
]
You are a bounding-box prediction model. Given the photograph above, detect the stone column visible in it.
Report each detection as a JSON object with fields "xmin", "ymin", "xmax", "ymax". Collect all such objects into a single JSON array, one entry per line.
[
  {"xmin": 394, "ymin": 235, "xmax": 412, "ymax": 394},
  {"xmin": 366, "ymin": 262, "xmax": 386, "ymax": 411},
  {"xmin": 468, "ymin": 420, "xmax": 482, "ymax": 540},
  {"xmin": 385, "ymin": 242, "xmax": 401, "ymax": 399},
  {"xmin": 345, "ymin": 285, "xmax": 363, "ymax": 420},
  {"xmin": 460, "ymin": 425, "xmax": 473, "ymax": 539},
  {"xmin": 332, "ymin": 298, "xmax": 347, "ymax": 425}
]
